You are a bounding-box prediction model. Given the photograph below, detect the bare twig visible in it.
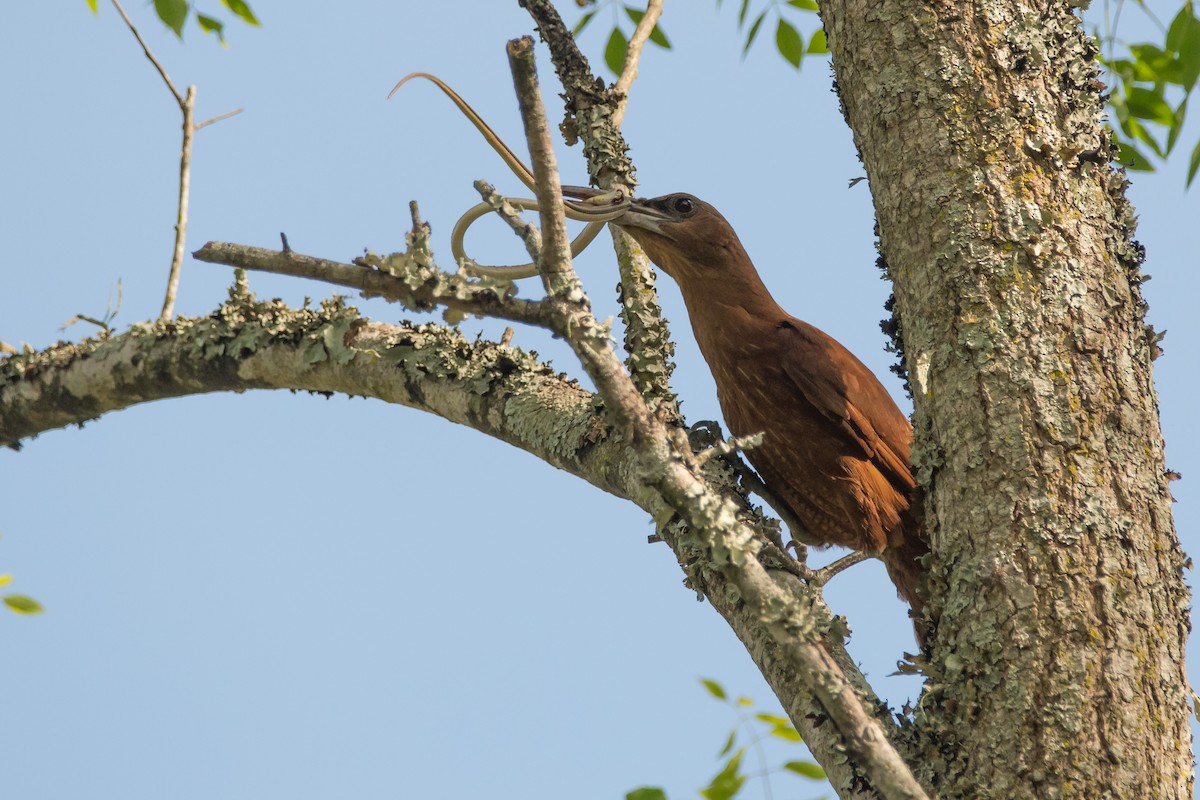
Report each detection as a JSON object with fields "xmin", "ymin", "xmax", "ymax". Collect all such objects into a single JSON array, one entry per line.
[
  {"xmin": 507, "ymin": 37, "xmax": 581, "ymax": 300},
  {"xmin": 161, "ymin": 84, "xmax": 195, "ymax": 321},
  {"xmin": 109, "ymin": 0, "xmax": 183, "ymax": 106},
  {"xmin": 107, "ymin": 0, "xmax": 242, "ymax": 322},
  {"xmin": 612, "ymin": 0, "xmax": 665, "ymax": 127},
  {"xmin": 196, "ymin": 107, "xmax": 245, "ymax": 131}
]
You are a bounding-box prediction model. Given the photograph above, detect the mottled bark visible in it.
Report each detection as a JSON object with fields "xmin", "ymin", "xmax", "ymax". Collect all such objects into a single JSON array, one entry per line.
[
  {"xmin": 820, "ymin": 0, "xmax": 1191, "ymax": 796},
  {"xmin": 0, "ymin": 297, "xmax": 611, "ymax": 475}
]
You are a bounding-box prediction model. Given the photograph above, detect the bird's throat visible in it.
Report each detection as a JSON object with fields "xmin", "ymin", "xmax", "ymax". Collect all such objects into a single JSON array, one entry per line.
[{"xmin": 675, "ymin": 270, "xmax": 786, "ymax": 366}]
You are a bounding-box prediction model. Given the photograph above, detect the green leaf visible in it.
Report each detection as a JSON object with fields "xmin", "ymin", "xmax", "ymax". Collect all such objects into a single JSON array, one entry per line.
[
  {"xmin": 1187, "ymin": 138, "xmax": 1200, "ymax": 186},
  {"xmin": 1166, "ymin": 3, "xmax": 1200, "ymax": 87},
  {"xmin": 737, "ymin": 0, "xmax": 751, "ymax": 29},
  {"xmin": 735, "ymin": 696, "xmax": 752, "ymax": 707},
  {"xmin": 754, "ymin": 713, "xmax": 803, "ymax": 741},
  {"xmin": 626, "ymin": 789, "xmax": 668, "ymax": 800},
  {"xmin": 5, "ymin": 594, "xmax": 43, "ymax": 614},
  {"xmin": 1127, "ymin": 115, "xmax": 1165, "ymax": 158},
  {"xmin": 86, "ymin": 0, "xmax": 98, "ymax": 13},
  {"xmin": 743, "ymin": 10, "xmax": 767, "ymax": 55},
  {"xmin": 717, "ymin": 729, "xmax": 736, "ymax": 757},
  {"xmin": 700, "ymin": 678, "xmax": 728, "ymax": 700},
  {"xmin": 807, "ymin": 28, "xmax": 828, "ymax": 54},
  {"xmin": 219, "ymin": 0, "xmax": 261, "ymax": 26},
  {"xmin": 768, "ymin": 723, "xmax": 803, "ymax": 742},
  {"xmin": 573, "ymin": 10, "xmax": 596, "ymax": 36},
  {"xmin": 1167, "ymin": 4, "xmax": 1191, "ymax": 52},
  {"xmin": 154, "ymin": 0, "xmax": 188, "ymax": 37},
  {"xmin": 1170, "ymin": 11, "xmax": 1200, "ymax": 89},
  {"xmin": 1167, "ymin": 96, "xmax": 1187, "ymax": 155},
  {"xmin": 783, "ymin": 760, "xmax": 827, "ymax": 779},
  {"xmin": 197, "ymin": 14, "xmax": 226, "ymax": 43},
  {"xmin": 604, "ymin": 27, "xmax": 629, "ymax": 75},
  {"xmin": 788, "ymin": 0, "xmax": 820, "ymax": 10},
  {"xmin": 1126, "ymin": 86, "xmax": 1175, "ymax": 127},
  {"xmin": 625, "ymin": 7, "xmax": 672, "ymax": 49},
  {"xmin": 775, "ymin": 18, "xmax": 805, "ymax": 69},
  {"xmin": 755, "ymin": 712, "xmax": 789, "ymax": 725},
  {"xmin": 700, "ymin": 750, "xmax": 746, "ymax": 800},
  {"xmin": 0, "ymin": 574, "xmax": 11, "ymax": 587},
  {"xmin": 1128, "ymin": 43, "xmax": 1172, "ymax": 75}
]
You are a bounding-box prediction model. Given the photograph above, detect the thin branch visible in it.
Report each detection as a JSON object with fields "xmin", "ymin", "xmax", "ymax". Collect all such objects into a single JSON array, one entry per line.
[
  {"xmin": 474, "ymin": 180, "xmax": 544, "ymax": 264},
  {"xmin": 505, "ymin": 36, "xmax": 656, "ymax": 439},
  {"xmin": 192, "ymin": 241, "xmax": 553, "ymax": 329},
  {"xmin": 613, "ymin": 0, "xmax": 665, "ymax": 127},
  {"xmin": 106, "ymin": 0, "xmax": 242, "ymax": 321},
  {"xmin": 161, "ymin": 85, "xmax": 195, "ymax": 321},
  {"xmin": 507, "ymin": 37, "xmax": 581, "ymax": 300},
  {"xmin": 109, "ymin": 0, "xmax": 184, "ymax": 107},
  {"xmin": 195, "ymin": 107, "xmax": 245, "ymax": 130}
]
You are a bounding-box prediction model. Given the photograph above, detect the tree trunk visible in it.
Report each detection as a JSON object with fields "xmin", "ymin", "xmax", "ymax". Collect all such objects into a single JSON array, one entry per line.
[{"xmin": 821, "ymin": 0, "xmax": 1192, "ymax": 796}]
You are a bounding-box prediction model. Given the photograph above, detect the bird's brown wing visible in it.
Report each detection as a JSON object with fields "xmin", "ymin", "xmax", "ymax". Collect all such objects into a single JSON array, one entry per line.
[{"xmin": 776, "ymin": 318, "xmax": 915, "ymax": 493}]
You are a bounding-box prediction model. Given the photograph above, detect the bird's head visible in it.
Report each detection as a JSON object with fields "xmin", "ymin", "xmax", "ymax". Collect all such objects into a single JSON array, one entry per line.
[{"xmin": 612, "ymin": 193, "xmax": 747, "ymax": 281}]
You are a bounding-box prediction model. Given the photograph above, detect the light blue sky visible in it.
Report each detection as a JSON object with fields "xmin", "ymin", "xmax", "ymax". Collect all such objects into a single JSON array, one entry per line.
[{"xmin": 2, "ymin": 3, "xmax": 1196, "ymax": 798}]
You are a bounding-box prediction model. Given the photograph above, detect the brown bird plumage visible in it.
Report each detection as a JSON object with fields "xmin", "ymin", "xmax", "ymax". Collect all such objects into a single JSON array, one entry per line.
[{"xmin": 614, "ymin": 193, "xmax": 927, "ymax": 619}]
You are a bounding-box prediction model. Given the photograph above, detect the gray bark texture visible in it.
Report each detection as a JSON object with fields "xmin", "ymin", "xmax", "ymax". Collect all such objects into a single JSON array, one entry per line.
[{"xmin": 820, "ymin": 0, "xmax": 1192, "ymax": 796}]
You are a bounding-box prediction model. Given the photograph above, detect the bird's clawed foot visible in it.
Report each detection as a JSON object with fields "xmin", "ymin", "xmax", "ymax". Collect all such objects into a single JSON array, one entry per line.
[{"xmin": 807, "ymin": 550, "xmax": 872, "ymax": 587}]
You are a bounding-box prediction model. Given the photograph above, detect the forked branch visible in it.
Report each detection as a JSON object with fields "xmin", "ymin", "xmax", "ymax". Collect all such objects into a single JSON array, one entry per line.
[{"xmin": 107, "ymin": 0, "xmax": 242, "ymax": 321}]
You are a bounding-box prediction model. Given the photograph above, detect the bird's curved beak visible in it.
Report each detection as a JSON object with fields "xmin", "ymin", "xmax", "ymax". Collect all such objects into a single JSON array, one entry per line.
[{"xmin": 612, "ymin": 199, "xmax": 673, "ymax": 238}]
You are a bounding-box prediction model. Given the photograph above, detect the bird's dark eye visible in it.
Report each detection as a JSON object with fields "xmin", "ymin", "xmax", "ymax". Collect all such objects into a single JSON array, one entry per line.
[{"xmin": 672, "ymin": 196, "xmax": 695, "ymax": 215}]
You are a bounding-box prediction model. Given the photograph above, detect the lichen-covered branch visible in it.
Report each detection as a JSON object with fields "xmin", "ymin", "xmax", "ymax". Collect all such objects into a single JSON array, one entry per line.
[
  {"xmin": 519, "ymin": 0, "xmax": 678, "ymax": 415},
  {"xmin": 508, "ymin": 37, "xmax": 584, "ymax": 302},
  {"xmin": 518, "ymin": 0, "xmax": 635, "ymax": 188},
  {"xmin": 0, "ymin": 293, "xmax": 614, "ymax": 476},
  {"xmin": 192, "ymin": 239, "xmax": 553, "ymax": 330}
]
